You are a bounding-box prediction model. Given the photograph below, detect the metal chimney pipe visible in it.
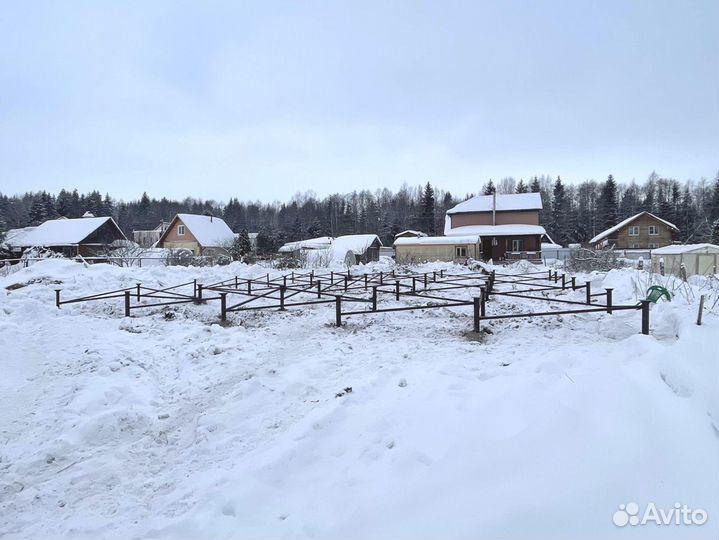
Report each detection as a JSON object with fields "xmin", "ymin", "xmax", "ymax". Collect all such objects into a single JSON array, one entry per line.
[{"xmin": 492, "ymin": 191, "xmax": 496, "ymax": 226}]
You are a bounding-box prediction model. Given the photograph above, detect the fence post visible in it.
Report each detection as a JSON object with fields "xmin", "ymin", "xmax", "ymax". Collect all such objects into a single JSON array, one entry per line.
[
  {"xmin": 548, "ymin": 269, "xmax": 552, "ymax": 280},
  {"xmin": 424, "ymin": 273, "xmax": 428, "ymax": 288},
  {"xmin": 641, "ymin": 300, "xmax": 650, "ymax": 335},
  {"xmin": 372, "ymin": 286, "xmax": 377, "ymax": 311},
  {"xmin": 412, "ymin": 277, "xmax": 416, "ymax": 293},
  {"xmin": 554, "ymin": 271, "xmax": 558, "ymax": 284},
  {"xmin": 55, "ymin": 289, "xmax": 61, "ymax": 308},
  {"xmin": 697, "ymin": 295, "xmax": 705, "ymax": 326},
  {"xmin": 248, "ymin": 279, "xmax": 252, "ymax": 294},
  {"xmin": 283, "ymin": 275, "xmax": 287, "ymax": 287},
  {"xmin": 395, "ymin": 280, "xmax": 400, "ymax": 301},
  {"xmin": 220, "ymin": 293, "xmax": 227, "ymax": 321},
  {"xmin": 571, "ymin": 276, "xmax": 576, "ymax": 290},
  {"xmin": 473, "ymin": 296, "xmax": 480, "ymax": 333},
  {"xmin": 335, "ymin": 296, "xmax": 342, "ymax": 327},
  {"xmin": 585, "ymin": 282, "xmax": 591, "ymax": 304},
  {"xmin": 197, "ymin": 284, "xmax": 203, "ymax": 303},
  {"xmin": 480, "ymin": 287, "xmax": 486, "ymax": 317},
  {"xmin": 291, "ymin": 271, "xmax": 295, "ymax": 284},
  {"xmin": 266, "ymin": 273, "xmax": 270, "ymax": 284},
  {"xmin": 561, "ymin": 274, "xmax": 566, "ymax": 289},
  {"xmin": 605, "ymin": 288, "xmax": 613, "ymax": 314},
  {"xmin": 440, "ymin": 269, "xmax": 444, "ymax": 278},
  {"xmin": 317, "ymin": 280, "xmax": 322, "ymax": 298},
  {"xmin": 279, "ymin": 285, "xmax": 286, "ymax": 311},
  {"xmin": 344, "ymin": 275, "xmax": 348, "ymax": 292},
  {"xmin": 235, "ymin": 276, "xmax": 238, "ymax": 288},
  {"xmin": 433, "ymin": 271, "xmax": 437, "ymax": 282},
  {"xmin": 364, "ymin": 274, "xmax": 368, "ymax": 290},
  {"xmin": 330, "ymin": 271, "xmax": 334, "ymax": 285},
  {"xmin": 136, "ymin": 283, "xmax": 141, "ymax": 302},
  {"xmin": 124, "ymin": 290, "xmax": 131, "ymax": 317},
  {"xmin": 379, "ymin": 271, "xmax": 384, "ymax": 285}
]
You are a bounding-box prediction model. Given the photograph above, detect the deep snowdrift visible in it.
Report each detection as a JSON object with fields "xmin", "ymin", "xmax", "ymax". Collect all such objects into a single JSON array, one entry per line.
[{"xmin": 0, "ymin": 260, "xmax": 717, "ymax": 539}]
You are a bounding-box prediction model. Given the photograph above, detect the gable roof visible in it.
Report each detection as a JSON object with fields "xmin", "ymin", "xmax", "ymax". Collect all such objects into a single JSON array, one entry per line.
[
  {"xmin": 446, "ymin": 192, "xmax": 542, "ymax": 215},
  {"xmin": 394, "ymin": 235, "xmax": 480, "ymax": 246},
  {"xmin": 589, "ymin": 211, "xmax": 679, "ymax": 244},
  {"xmin": 277, "ymin": 235, "xmax": 382, "ymax": 261},
  {"xmin": 394, "ymin": 230, "xmax": 427, "ymax": 238},
  {"xmin": 278, "ymin": 236, "xmax": 333, "ymax": 253},
  {"xmin": 445, "ymin": 224, "xmax": 547, "ymax": 237},
  {"xmin": 160, "ymin": 214, "xmax": 235, "ymax": 248},
  {"xmin": 10, "ymin": 217, "xmax": 126, "ymax": 247},
  {"xmin": 3, "ymin": 226, "xmax": 38, "ymax": 248}
]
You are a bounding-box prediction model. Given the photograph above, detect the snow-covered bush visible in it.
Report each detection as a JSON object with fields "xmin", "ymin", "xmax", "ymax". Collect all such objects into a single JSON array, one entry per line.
[
  {"xmin": 565, "ymin": 247, "xmax": 624, "ymax": 273},
  {"xmin": 107, "ymin": 240, "xmax": 147, "ymax": 267},
  {"xmin": 164, "ymin": 248, "xmax": 193, "ymax": 267},
  {"xmin": 216, "ymin": 254, "xmax": 232, "ymax": 266}
]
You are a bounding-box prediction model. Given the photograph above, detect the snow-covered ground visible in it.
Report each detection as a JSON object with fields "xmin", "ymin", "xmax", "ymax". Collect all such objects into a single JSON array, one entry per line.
[{"xmin": 1, "ymin": 259, "xmax": 717, "ymax": 539}]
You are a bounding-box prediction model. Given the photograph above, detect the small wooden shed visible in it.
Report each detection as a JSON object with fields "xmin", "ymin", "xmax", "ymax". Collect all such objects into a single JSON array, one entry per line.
[{"xmin": 394, "ymin": 235, "xmax": 481, "ymax": 264}]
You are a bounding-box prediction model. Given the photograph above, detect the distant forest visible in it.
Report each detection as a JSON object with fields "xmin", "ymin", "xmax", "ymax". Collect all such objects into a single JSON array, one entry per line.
[{"xmin": 1, "ymin": 171, "xmax": 718, "ymax": 252}]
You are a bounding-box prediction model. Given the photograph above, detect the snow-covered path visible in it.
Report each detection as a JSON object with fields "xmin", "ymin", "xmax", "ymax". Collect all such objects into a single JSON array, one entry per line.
[{"xmin": 1, "ymin": 260, "xmax": 717, "ymax": 539}]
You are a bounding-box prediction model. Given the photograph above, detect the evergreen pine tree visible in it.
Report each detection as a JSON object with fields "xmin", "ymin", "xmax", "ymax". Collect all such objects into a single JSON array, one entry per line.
[
  {"xmin": 515, "ymin": 179, "xmax": 528, "ymax": 193},
  {"xmin": 551, "ymin": 177, "xmax": 569, "ymax": 245},
  {"xmin": 483, "ymin": 180, "xmax": 496, "ymax": 195},
  {"xmin": 421, "ymin": 182, "xmax": 436, "ymax": 234},
  {"xmin": 530, "ymin": 177, "xmax": 541, "ymax": 193},
  {"xmin": 597, "ymin": 175, "xmax": 618, "ymax": 231},
  {"xmin": 238, "ymin": 228, "xmax": 252, "ymax": 256},
  {"xmin": 709, "ymin": 172, "xmax": 719, "ymax": 222}
]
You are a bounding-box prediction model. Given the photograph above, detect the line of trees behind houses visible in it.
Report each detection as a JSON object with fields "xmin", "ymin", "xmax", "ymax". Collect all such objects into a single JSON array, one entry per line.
[{"xmin": 1, "ymin": 171, "xmax": 718, "ymax": 254}]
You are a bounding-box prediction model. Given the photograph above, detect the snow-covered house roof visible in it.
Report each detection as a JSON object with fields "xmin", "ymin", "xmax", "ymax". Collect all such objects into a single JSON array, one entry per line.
[
  {"xmin": 446, "ymin": 192, "xmax": 542, "ymax": 215},
  {"xmin": 444, "ymin": 216, "xmax": 546, "ymax": 237},
  {"xmin": 394, "ymin": 235, "xmax": 480, "ymax": 246},
  {"xmin": 331, "ymin": 235, "xmax": 382, "ymax": 261},
  {"xmin": 3, "ymin": 226, "xmax": 38, "ymax": 249},
  {"xmin": 589, "ymin": 212, "xmax": 679, "ymax": 244},
  {"xmin": 649, "ymin": 243, "xmax": 719, "ymax": 255},
  {"xmin": 9, "ymin": 217, "xmax": 126, "ymax": 247},
  {"xmin": 278, "ymin": 236, "xmax": 333, "ymax": 253},
  {"xmin": 394, "ymin": 230, "xmax": 427, "ymax": 238},
  {"xmin": 161, "ymin": 214, "xmax": 236, "ymax": 248}
]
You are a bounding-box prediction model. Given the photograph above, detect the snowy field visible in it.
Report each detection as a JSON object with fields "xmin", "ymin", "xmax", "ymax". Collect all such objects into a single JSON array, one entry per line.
[{"xmin": 1, "ymin": 259, "xmax": 718, "ymax": 539}]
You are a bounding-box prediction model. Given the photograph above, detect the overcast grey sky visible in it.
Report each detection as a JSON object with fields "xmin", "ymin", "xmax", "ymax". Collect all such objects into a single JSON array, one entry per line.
[{"xmin": 1, "ymin": 0, "xmax": 717, "ymax": 202}]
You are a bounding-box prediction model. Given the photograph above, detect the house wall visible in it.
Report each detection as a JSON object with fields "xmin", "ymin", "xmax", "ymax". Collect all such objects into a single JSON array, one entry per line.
[
  {"xmin": 133, "ymin": 230, "xmax": 162, "ymax": 247},
  {"xmin": 160, "ymin": 219, "xmax": 200, "ymax": 254},
  {"xmin": 481, "ymin": 235, "xmax": 541, "ymax": 261},
  {"xmin": 450, "ymin": 210, "xmax": 540, "ymax": 228},
  {"xmin": 602, "ymin": 215, "xmax": 675, "ymax": 249},
  {"xmin": 82, "ymin": 220, "xmax": 127, "ymax": 246},
  {"xmin": 357, "ymin": 238, "xmax": 382, "ymax": 263},
  {"xmin": 395, "ymin": 242, "xmax": 481, "ymax": 264}
]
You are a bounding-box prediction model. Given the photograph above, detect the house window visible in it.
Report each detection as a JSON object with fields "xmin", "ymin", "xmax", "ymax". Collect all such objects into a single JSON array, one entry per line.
[
  {"xmin": 511, "ymin": 239, "xmax": 524, "ymax": 252},
  {"xmin": 631, "ymin": 243, "xmax": 640, "ymax": 249},
  {"xmin": 455, "ymin": 246, "xmax": 467, "ymax": 257},
  {"xmin": 628, "ymin": 226, "xmax": 640, "ymax": 236},
  {"xmin": 648, "ymin": 243, "xmax": 657, "ymax": 249},
  {"xmin": 178, "ymin": 224, "xmax": 186, "ymax": 236},
  {"xmin": 648, "ymin": 225, "xmax": 658, "ymax": 235}
]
